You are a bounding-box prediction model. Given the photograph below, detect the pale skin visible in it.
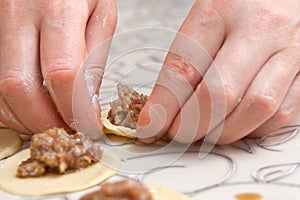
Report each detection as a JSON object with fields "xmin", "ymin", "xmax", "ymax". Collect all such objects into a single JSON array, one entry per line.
[
  {"xmin": 0, "ymin": 0, "xmax": 117, "ymax": 135},
  {"xmin": 0, "ymin": 0, "xmax": 299, "ymax": 144},
  {"xmin": 137, "ymin": 0, "xmax": 300, "ymax": 144}
]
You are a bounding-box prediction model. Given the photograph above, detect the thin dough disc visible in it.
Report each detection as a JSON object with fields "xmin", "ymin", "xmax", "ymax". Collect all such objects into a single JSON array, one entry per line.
[
  {"xmin": 0, "ymin": 149, "xmax": 122, "ymax": 197},
  {"xmin": 0, "ymin": 129, "xmax": 22, "ymax": 160},
  {"xmin": 101, "ymin": 110, "xmax": 137, "ymax": 138},
  {"xmin": 149, "ymin": 186, "xmax": 191, "ymax": 200},
  {"xmin": 0, "ymin": 121, "xmax": 7, "ymax": 128}
]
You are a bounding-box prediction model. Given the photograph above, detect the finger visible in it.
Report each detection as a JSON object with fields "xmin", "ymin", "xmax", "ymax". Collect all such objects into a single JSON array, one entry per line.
[
  {"xmin": 85, "ymin": 0, "xmax": 117, "ymax": 52},
  {"xmin": 40, "ymin": 2, "xmax": 90, "ymax": 129},
  {"xmin": 166, "ymin": 24, "xmax": 284, "ymax": 143},
  {"xmin": 73, "ymin": 38, "xmax": 113, "ymax": 139},
  {"xmin": 249, "ymin": 72, "xmax": 300, "ymax": 137},
  {"xmin": 72, "ymin": 0, "xmax": 117, "ymax": 139},
  {"xmin": 0, "ymin": 94, "xmax": 29, "ymax": 133},
  {"xmin": 137, "ymin": 0, "xmax": 226, "ymax": 143},
  {"xmin": 212, "ymin": 50, "xmax": 299, "ymax": 144},
  {"xmin": 0, "ymin": 4, "xmax": 67, "ymax": 133}
]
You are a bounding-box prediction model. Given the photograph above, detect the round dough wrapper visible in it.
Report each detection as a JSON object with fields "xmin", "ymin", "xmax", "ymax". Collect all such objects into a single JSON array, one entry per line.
[
  {"xmin": 101, "ymin": 110, "xmax": 137, "ymax": 138},
  {"xmin": 0, "ymin": 121, "xmax": 7, "ymax": 128},
  {"xmin": 0, "ymin": 129, "xmax": 22, "ymax": 160},
  {"xmin": 149, "ymin": 186, "xmax": 191, "ymax": 200},
  {"xmin": 0, "ymin": 149, "xmax": 122, "ymax": 197}
]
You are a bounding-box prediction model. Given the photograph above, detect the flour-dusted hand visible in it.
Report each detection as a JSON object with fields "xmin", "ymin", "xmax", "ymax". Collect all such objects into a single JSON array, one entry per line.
[
  {"xmin": 138, "ymin": 0, "xmax": 300, "ymax": 144},
  {"xmin": 0, "ymin": 0, "xmax": 117, "ymax": 136}
]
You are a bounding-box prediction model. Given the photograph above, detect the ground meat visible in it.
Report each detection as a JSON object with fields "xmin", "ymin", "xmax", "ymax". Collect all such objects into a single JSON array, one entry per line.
[
  {"xmin": 17, "ymin": 128, "xmax": 101, "ymax": 178},
  {"xmin": 17, "ymin": 158, "xmax": 46, "ymax": 177},
  {"xmin": 129, "ymin": 91, "xmax": 148, "ymax": 123},
  {"xmin": 108, "ymin": 84, "xmax": 148, "ymax": 129},
  {"xmin": 80, "ymin": 179, "xmax": 153, "ymax": 200}
]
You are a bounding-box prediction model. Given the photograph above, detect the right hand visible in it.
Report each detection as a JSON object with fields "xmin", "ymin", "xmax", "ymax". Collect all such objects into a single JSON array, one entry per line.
[{"xmin": 137, "ymin": 0, "xmax": 300, "ymax": 144}]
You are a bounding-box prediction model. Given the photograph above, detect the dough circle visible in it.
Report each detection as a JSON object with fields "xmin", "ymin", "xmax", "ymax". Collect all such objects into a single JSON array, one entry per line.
[
  {"xmin": 0, "ymin": 129, "xmax": 22, "ymax": 160},
  {"xmin": 0, "ymin": 121, "xmax": 7, "ymax": 128},
  {"xmin": 149, "ymin": 186, "xmax": 191, "ymax": 200},
  {"xmin": 0, "ymin": 149, "xmax": 121, "ymax": 197},
  {"xmin": 101, "ymin": 110, "xmax": 137, "ymax": 138}
]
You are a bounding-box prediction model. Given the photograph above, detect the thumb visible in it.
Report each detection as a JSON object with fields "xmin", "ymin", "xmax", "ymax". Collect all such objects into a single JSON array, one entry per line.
[
  {"xmin": 72, "ymin": 1, "xmax": 117, "ymax": 140},
  {"xmin": 72, "ymin": 38, "xmax": 112, "ymax": 140}
]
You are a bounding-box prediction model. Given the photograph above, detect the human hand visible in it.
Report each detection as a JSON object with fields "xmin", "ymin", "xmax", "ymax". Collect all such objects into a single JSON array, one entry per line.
[
  {"xmin": 138, "ymin": 0, "xmax": 300, "ymax": 144},
  {"xmin": 0, "ymin": 0, "xmax": 117, "ymax": 137}
]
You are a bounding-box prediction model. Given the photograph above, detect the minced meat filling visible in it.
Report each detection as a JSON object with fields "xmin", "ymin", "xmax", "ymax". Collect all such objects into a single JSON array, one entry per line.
[
  {"xmin": 108, "ymin": 84, "xmax": 148, "ymax": 129},
  {"xmin": 17, "ymin": 128, "xmax": 101, "ymax": 178},
  {"xmin": 17, "ymin": 158, "xmax": 46, "ymax": 178},
  {"xmin": 80, "ymin": 179, "xmax": 153, "ymax": 200}
]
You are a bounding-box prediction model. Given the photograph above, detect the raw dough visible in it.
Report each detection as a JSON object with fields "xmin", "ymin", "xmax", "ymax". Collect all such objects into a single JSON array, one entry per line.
[
  {"xmin": 0, "ymin": 121, "xmax": 7, "ymax": 128},
  {"xmin": 149, "ymin": 186, "xmax": 191, "ymax": 200},
  {"xmin": 0, "ymin": 129, "xmax": 22, "ymax": 160},
  {"xmin": 101, "ymin": 110, "xmax": 137, "ymax": 138},
  {"xmin": 0, "ymin": 149, "xmax": 122, "ymax": 196}
]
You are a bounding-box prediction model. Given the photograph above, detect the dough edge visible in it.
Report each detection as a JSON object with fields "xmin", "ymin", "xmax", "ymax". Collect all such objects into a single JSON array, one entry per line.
[
  {"xmin": 149, "ymin": 186, "xmax": 192, "ymax": 200},
  {"xmin": 0, "ymin": 129, "xmax": 22, "ymax": 160},
  {"xmin": 101, "ymin": 110, "xmax": 137, "ymax": 138},
  {"xmin": 0, "ymin": 148, "xmax": 121, "ymax": 197}
]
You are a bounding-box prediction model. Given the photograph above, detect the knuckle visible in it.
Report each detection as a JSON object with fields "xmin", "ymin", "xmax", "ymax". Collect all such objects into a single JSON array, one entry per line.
[
  {"xmin": 0, "ymin": 72, "xmax": 38, "ymax": 97},
  {"xmin": 165, "ymin": 54, "xmax": 201, "ymax": 87},
  {"xmin": 248, "ymin": 94, "xmax": 279, "ymax": 116},
  {"xmin": 45, "ymin": 61, "xmax": 78, "ymax": 85}
]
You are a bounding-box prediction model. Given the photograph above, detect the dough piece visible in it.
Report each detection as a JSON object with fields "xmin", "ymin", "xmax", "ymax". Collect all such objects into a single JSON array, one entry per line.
[
  {"xmin": 0, "ymin": 121, "xmax": 7, "ymax": 128},
  {"xmin": 80, "ymin": 179, "xmax": 153, "ymax": 200},
  {"xmin": 149, "ymin": 186, "xmax": 191, "ymax": 200},
  {"xmin": 79, "ymin": 180, "xmax": 191, "ymax": 200},
  {"xmin": 17, "ymin": 128, "xmax": 102, "ymax": 177},
  {"xmin": 101, "ymin": 110, "xmax": 137, "ymax": 138},
  {"xmin": 0, "ymin": 129, "xmax": 22, "ymax": 160},
  {"xmin": 107, "ymin": 84, "xmax": 147, "ymax": 129},
  {"xmin": 0, "ymin": 149, "xmax": 121, "ymax": 197}
]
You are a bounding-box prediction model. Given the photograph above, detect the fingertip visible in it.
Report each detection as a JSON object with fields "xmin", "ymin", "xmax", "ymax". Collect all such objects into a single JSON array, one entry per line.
[
  {"xmin": 136, "ymin": 102, "xmax": 153, "ymax": 143},
  {"xmin": 86, "ymin": 129, "xmax": 103, "ymax": 140},
  {"xmin": 73, "ymin": 100, "xmax": 104, "ymax": 141},
  {"xmin": 138, "ymin": 136, "xmax": 157, "ymax": 144},
  {"xmin": 77, "ymin": 124, "xmax": 104, "ymax": 140},
  {"xmin": 137, "ymin": 103, "xmax": 168, "ymax": 143}
]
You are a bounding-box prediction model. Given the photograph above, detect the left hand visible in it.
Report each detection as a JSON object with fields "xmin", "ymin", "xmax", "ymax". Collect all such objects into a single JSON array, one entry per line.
[{"xmin": 0, "ymin": 0, "xmax": 117, "ymax": 138}]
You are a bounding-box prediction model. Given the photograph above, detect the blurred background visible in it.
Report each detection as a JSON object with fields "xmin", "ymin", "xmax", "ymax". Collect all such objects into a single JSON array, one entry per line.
[{"xmin": 116, "ymin": 0, "xmax": 194, "ymax": 31}]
